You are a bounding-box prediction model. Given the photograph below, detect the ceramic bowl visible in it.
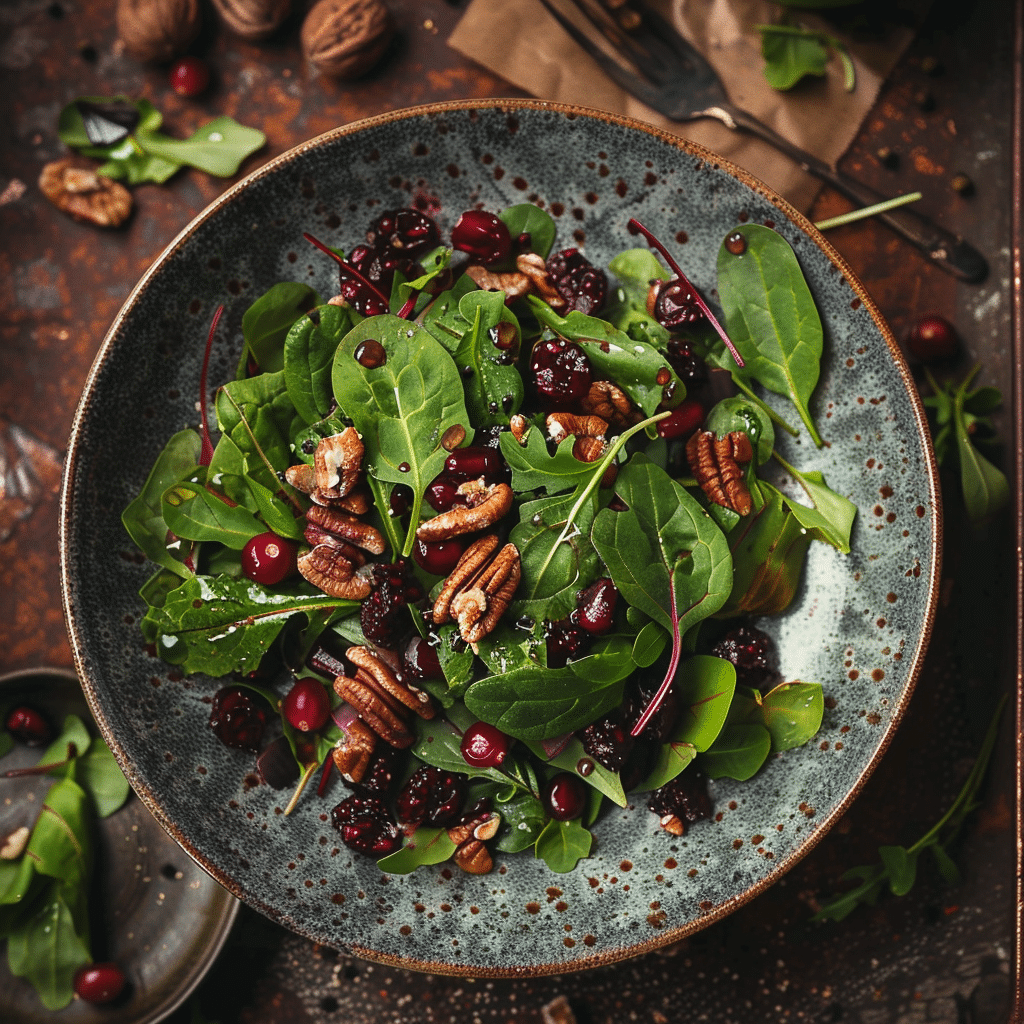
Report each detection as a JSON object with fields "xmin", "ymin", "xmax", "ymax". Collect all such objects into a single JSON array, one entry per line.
[{"xmin": 61, "ymin": 100, "xmax": 940, "ymax": 976}]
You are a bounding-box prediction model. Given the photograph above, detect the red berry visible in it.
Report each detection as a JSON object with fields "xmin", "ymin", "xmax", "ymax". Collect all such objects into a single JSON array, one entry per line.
[
  {"xmin": 241, "ymin": 532, "xmax": 298, "ymax": 586},
  {"xmin": 6, "ymin": 705, "xmax": 51, "ymax": 746},
  {"xmin": 169, "ymin": 56, "xmax": 210, "ymax": 98},
  {"xmin": 401, "ymin": 635, "xmax": 442, "ymax": 682},
  {"xmin": 546, "ymin": 248, "xmax": 607, "ymax": 315},
  {"xmin": 573, "ymin": 578, "xmax": 618, "ymax": 634},
  {"xmin": 282, "ymin": 678, "xmax": 331, "ymax": 732},
  {"xmin": 451, "ymin": 209, "xmax": 512, "ymax": 265},
  {"xmin": 905, "ymin": 315, "xmax": 960, "ymax": 363},
  {"xmin": 529, "ymin": 338, "xmax": 593, "ymax": 406},
  {"xmin": 542, "ymin": 772, "xmax": 586, "ymax": 821},
  {"xmin": 414, "ymin": 535, "xmax": 466, "ymax": 576},
  {"xmin": 656, "ymin": 398, "xmax": 705, "ymax": 440},
  {"xmin": 209, "ymin": 686, "xmax": 266, "ymax": 752},
  {"xmin": 460, "ymin": 722, "xmax": 511, "ymax": 768},
  {"xmin": 74, "ymin": 962, "xmax": 126, "ymax": 1004}
]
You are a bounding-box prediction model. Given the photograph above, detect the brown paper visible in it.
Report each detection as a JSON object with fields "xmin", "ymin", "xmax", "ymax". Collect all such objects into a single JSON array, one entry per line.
[{"xmin": 448, "ymin": 0, "xmax": 926, "ymax": 212}]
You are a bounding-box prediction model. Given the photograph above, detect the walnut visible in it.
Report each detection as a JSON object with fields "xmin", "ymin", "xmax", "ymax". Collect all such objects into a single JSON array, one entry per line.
[
  {"xmin": 38, "ymin": 159, "xmax": 132, "ymax": 228},
  {"xmin": 301, "ymin": 0, "xmax": 394, "ymax": 80},
  {"xmin": 116, "ymin": 0, "xmax": 201, "ymax": 62},
  {"xmin": 211, "ymin": 0, "xmax": 291, "ymax": 41}
]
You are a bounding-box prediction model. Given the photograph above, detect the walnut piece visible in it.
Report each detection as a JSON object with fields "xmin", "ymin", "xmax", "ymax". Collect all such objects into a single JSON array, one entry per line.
[
  {"xmin": 211, "ymin": 0, "xmax": 291, "ymax": 40},
  {"xmin": 116, "ymin": 0, "xmax": 201, "ymax": 62},
  {"xmin": 39, "ymin": 160, "xmax": 132, "ymax": 228},
  {"xmin": 301, "ymin": 0, "xmax": 394, "ymax": 80}
]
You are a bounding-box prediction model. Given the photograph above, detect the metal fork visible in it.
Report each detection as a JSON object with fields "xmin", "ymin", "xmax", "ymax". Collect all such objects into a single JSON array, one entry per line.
[{"xmin": 537, "ymin": 0, "xmax": 987, "ymax": 282}]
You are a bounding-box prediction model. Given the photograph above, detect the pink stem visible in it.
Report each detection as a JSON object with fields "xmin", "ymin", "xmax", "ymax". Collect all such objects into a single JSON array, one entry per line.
[
  {"xmin": 628, "ymin": 218, "xmax": 744, "ymax": 369},
  {"xmin": 631, "ymin": 576, "xmax": 682, "ymax": 737},
  {"xmin": 198, "ymin": 305, "xmax": 224, "ymax": 467}
]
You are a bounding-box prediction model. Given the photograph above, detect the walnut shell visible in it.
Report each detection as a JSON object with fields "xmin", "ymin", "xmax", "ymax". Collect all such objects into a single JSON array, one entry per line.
[
  {"xmin": 211, "ymin": 0, "xmax": 291, "ymax": 41},
  {"xmin": 39, "ymin": 159, "xmax": 133, "ymax": 228},
  {"xmin": 116, "ymin": 0, "xmax": 201, "ymax": 63},
  {"xmin": 301, "ymin": 0, "xmax": 394, "ymax": 80}
]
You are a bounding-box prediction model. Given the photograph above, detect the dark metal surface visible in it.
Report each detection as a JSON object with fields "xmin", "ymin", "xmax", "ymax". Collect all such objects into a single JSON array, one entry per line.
[{"xmin": 0, "ymin": 0, "xmax": 1019, "ymax": 1020}]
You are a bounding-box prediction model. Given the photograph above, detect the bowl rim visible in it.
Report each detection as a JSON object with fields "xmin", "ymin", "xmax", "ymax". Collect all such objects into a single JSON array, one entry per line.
[{"xmin": 59, "ymin": 98, "xmax": 942, "ymax": 976}]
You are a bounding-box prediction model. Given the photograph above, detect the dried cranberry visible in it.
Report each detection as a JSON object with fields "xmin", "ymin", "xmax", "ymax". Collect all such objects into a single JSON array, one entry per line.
[
  {"xmin": 282, "ymin": 678, "xmax": 331, "ymax": 732},
  {"xmin": 414, "ymin": 536, "xmax": 466, "ymax": 576},
  {"xmin": 631, "ymin": 676, "xmax": 681, "ymax": 744},
  {"xmin": 710, "ymin": 625, "xmax": 780, "ymax": 693},
  {"xmin": 647, "ymin": 770, "xmax": 713, "ymax": 831},
  {"xmin": 451, "ymin": 209, "xmax": 512, "ymax": 265},
  {"xmin": 651, "ymin": 278, "xmax": 704, "ymax": 328},
  {"xmin": 656, "ymin": 399, "xmax": 705, "ymax": 440},
  {"xmin": 580, "ymin": 709, "xmax": 634, "ymax": 771},
  {"xmin": 401, "ymin": 635, "xmax": 442, "ymax": 682},
  {"xmin": 529, "ymin": 338, "xmax": 593, "ymax": 406},
  {"xmin": 666, "ymin": 339, "xmax": 708, "ymax": 388},
  {"xmin": 354, "ymin": 745, "xmax": 401, "ymax": 794},
  {"xmin": 331, "ymin": 793, "xmax": 401, "ymax": 856},
  {"xmin": 460, "ymin": 722, "xmax": 511, "ymax": 769},
  {"xmin": 396, "ymin": 765, "xmax": 467, "ymax": 827},
  {"xmin": 905, "ymin": 314, "xmax": 960, "ymax": 363},
  {"xmin": 73, "ymin": 962, "xmax": 126, "ymax": 1004},
  {"xmin": 6, "ymin": 705, "xmax": 51, "ymax": 746},
  {"xmin": 241, "ymin": 532, "xmax": 298, "ymax": 586},
  {"xmin": 365, "ymin": 208, "xmax": 440, "ymax": 259},
  {"xmin": 542, "ymin": 772, "xmax": 586, "ymax": 821},
  {"xmin": 546, "ymin": 619, "xmax": 587, "ymax": 668},
  {"xmin": 360, "ymin": 563, "xmax": 417, "ymax": 647},
  {"xmin": 425, "ymin": 473, "xmax": 470, "ymax": 512},
  {"xmin": 572, "ymin": 578, "xmax": 617, "ymax": 634},
  {"xmin": 209, "ymin": 686, "xmax": 266, "ymax": 752},
  {"xmin": 546, "ymin": 248, "xmax": 607, "ymax": 315}
]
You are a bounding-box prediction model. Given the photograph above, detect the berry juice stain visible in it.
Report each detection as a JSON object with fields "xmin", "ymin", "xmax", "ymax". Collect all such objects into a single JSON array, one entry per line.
[
  {"xmin": 724, "ymin": 231, "xmax": 747, "ymax": 255},
  {"xmin": 354, "ymin": 339, "xmax": 386, "ymax": 368}
]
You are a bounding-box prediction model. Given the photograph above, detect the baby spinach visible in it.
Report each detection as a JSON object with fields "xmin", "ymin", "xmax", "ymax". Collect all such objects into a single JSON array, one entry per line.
[
  {"xmin": 376, "ymin": 828, "xmax": 457, "ymax": 874},
  {"xmin": 761, "ymin": 682, "xmax": 824, "ymax": 751},
  {"xmin": 757, "ymin": 24, "xmax": 855, "ymax": 93},
  {"xmin": 705, "ymin": 396, "xmax": 775, "ymax": 467},
  {"xmin": 527, "ymin": 735, "xmax": 627, "ymax": 807},
  {"xmin": 498, "ymin": 204, "xmax": 556, "ymax": 260},
  {"xmin": 243, "ymin": 282, "xmax": 322, "ymax": 375},
  {"xmin": 283, "ymin": 303, "xmax": 351, "ymax": 425},
  {"xmin": 535, "ymin": 817, "xmax": 593, "ymax": 873},
  {"xmin": 774, "ymin": 455, "xmax": 856, "ymax": 553},
  {"xmin": 161, "ymin": 480, "xmax": 263, "ymax": 549},
  {"xmin": 669, "ymin": 655, "xmax": 737, "ymax": 752},
  {"xmin": 700, "ymin": 722, "xmax": 772, "ymax": 781},
  {"xmin": 494, "ymin": 791, "xmax": 549, "ymax": 853},
  {"xmin": 715, "ymin": 225, "xmax": 825, "ymax": 446},
  {"xmin": 638, "ymin": 740, "xmax": 697, "ymax": 792}
]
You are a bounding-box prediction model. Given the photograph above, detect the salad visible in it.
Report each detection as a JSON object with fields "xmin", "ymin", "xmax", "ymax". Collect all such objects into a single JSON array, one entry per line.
[{"xmin": 123, "ymin": 203, "xmax": 856, "ymax": 877}]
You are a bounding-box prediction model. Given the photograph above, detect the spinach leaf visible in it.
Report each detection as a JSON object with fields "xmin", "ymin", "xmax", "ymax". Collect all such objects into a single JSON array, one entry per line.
[
  {"xmin": 243, "ymin": 283, "xmax": 322, "ymax": 375},
  {"xmin": 419, "ymin": 274, "xmax": 480, "ymax": 355},
  {"xmin": 331, "ymin": 315, "xmax": 472, "ymax": 557},
  {"xmin": 705, "ymin": 396, "xmax": 775, "ymax": 467},
  {"xmin": 774, "ymin": 454, "xmax": 856, "ymax": 553},
  {"xmin": 162, "ymin": 481, "xmax": 264, "ymax": 549},
  {"xmin": 122, "ymin": 429, "xmax": 202, "ymax": 579},
  {"xmin": 37, "ymin": 715, "xmax": 92, "ymax": 773},
  {"xmin": 608, "ymin": 248, "xmax": 670, "ymax": 310},
  {"xmin": 669, "ymin": 656, "xmax": 737, "ymax": 752},
  {"xmin": 760, "ymin": 681, "xmax": 824, "ymax": 752},
  {"xmin": 26, "ymin": 778, "xmax": 92, "ymax": 893},
  {"xmin": 284, "ymin": 304, "xmax": 351, "ymax": 426},
  {"xmin": 76, "ymin": 739, "xmax": 131, "ymax": 818},
  {"xmin": 637, "ymin": 740, "xmax": 696, "ymax": 792},
  {"xmin": 135, "ymin": 116, "xmax": 265, "ymax": 178},
  {"xmin": 376, "ymin": 828, "xmax": 457, "ymax": 874},
  {"xmin": 494, "ymin": 792, "xmax": 548, "ymax": 853},
  {"xmin": 534, "ymin": 818, "xmax": 592, "ymax": 873},
  {"xmin": 527, "ymin": 735, "xmax": 627, "ymax": 807},
  {"xmin": 715, "ymin": 225, "xmax": 824, "ymax": 446},
  {"xmin": 758, "ymin": 25, "xmax": 855, "ymax": 92},
  {"xmin": 499, "ymin": 204, "xmax": 556, "ymax": 259},
  {"xmin": 700, "ymin": 722, "xmax": 771, "ymax": 781},
  {"xmin": 410, "ymin": 715, "xmax": 509, "ymax": 787},
  {"xmin": 244, "ymin": 472, "xmax": 306, "ymax": 541}
]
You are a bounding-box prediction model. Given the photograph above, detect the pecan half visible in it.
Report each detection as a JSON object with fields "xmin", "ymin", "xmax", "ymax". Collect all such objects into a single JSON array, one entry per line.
[
  {"xmin": 331, "ymin": 717, "xmax": 377, "ymax": 783},
  {"xmin": 447, "ymin": 810, "xmax": 500, "ymax": 846},
  {"xmin": 464, "ymin": 264, "xmax": 531, "ymax": 303},
  {"xmin": 416, "ymin": 482, "xmax": 513, "ymax": 542},
  {"xmin": 685, "ymin": 430, "xmax": 754, "ymax": 516},
  {"xmin": 515, "ymin": 253, "xmax": 567, "ymax": 310},
  {"xmin": 346, "ymin": 646, "xmax": 434, "ymax": 720},
  {"xmin": 305, "ymin": 504, "xmax": 384, "ymax": 555},
  {"xmin": 39, "ymin": 159, "xmax": 132, "ymax": 228},
  {"xmin": 453, "ymin": 838, "xmax": 493, "ymax": 875},
  {"xmin": 297, "ymin": 545, "xmax": 372, "ymax": 599},
  {"xmin": 314, "ymin": 428, "xmax": 364, "ymax": 500},
  {"xmin": 579, "ymin": 380, "xmax": 642, "ymax": 426},
  {"xmin": 545, "ymin": 412, "xmax": 608, "ymax": 445},
  {"xmin": 284, "ymin": 462, "xmax": 315, "ymax": 494},
  {"xmin": 431, "ymin": 534, "xmax": 521, "ymax": 645}
]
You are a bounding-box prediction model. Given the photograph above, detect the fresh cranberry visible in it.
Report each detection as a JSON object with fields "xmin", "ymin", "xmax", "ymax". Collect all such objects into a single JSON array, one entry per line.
[
  {"xmin": 529, "ymin": 338, "xmax": 593, "ymax": 406},
  {"xmin": 209, "ymin": 686, "xmax": 266, "ymax": 752},
  {"xmin": 396, "ymin": 765, "xmax": 466, "ymax": 827},
  {"xmin": 572, "ymin": 578, "xmax": 618, "ymax": 635},
  {"xmin": 580, "ymin": 709, "xmax": 634, "ymax": 771},
  {"xmin": 905, "ymin": 314, "xmax": 960, "ymax": 363},
  {"xmin": 413, "ymin": 536, "xmax": 466, "ymax": 576},
  {"xmin": 710, "ymin": 625, "xmax": 780, "ymax": 693},
  {"xmin": 282, "ymin": 678, "xmax": 331, "ymax": 732},
  {"xmin": 546, "ymin": 619, "xmax": 587, "ymax": 668},
  {"xmin": 241, "ymin": 532, "xmax": 298, "ymax": 586},
  {"xmin": 73, "ymin": 962, "xmax": 126, "ymax": 1004},
  {"xmin": 389, "ymin": 484, "xmax": 413, "ymax": 517},
  {"xmin": 6, "ymin": 706, "xmax": 51, "ymax": 746},
  {"xmin": 444, "ymin": 445, "xmax": 503, "ymax": 480},
  {"xmin": 331, "ymin": 794, "xmax": 401, "ymax": 856},
  {"xmin": 401, "ymin": 635, "xmax": 442, "ymax": 682},
  {"xmin": 365, "ymin": 208, "xmax": 440, "ymax": 259},
  {"xmin": 630, "ymin": 677, "xmax": 681, "ymax": 744},
  {"xmin": 169, "ymin": 56, "xmax": 210, "ymax": 97},
  {"xmin": 542, "ymin": 772, "xmax": 586, "ymax": 821},
  {"xmin": 460, "ymin": 722, "xmax": 512, "ymax": 768},
  {"xmin": 425, "ymin": 473, "xmax": 469, "ymax": 512},
  {"xmin": 656, "ymin": 399, "xmax": 705, "ymax": 440},
  {"xmin": 651, "ymin": 278, "xmax": 704, "ymax": 328},
  {"xmin": 451, "ymin": 209, "xmax": 512, "ymax": 265},
  {"xmin": 546, "ymin": 248, "xmax": 607, "ymax": 315}
]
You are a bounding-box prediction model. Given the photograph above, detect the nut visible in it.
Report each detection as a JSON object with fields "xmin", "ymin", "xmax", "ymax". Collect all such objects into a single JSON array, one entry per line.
[
  {"xmin": 314, "ymin": 428, "xmax": 364, "ymax": 500},
  {"xmin": 509, "ymin": 413, "xmax": 531, "ymax": 446},
  {"xmin": 39, "ymin": 159, "xmax": 132, "ymax": 228},
  {"xmin": 579, "ymin": 380, "xmax": 641, "ymax": 426},
  {"xmin": 211, "ymin": 0, "xmax": 291, "ymax": 41},
  {"xmin": 346, "ymin": 646, "xmax": 434, "ymax": 720},
  {"xmin": 545, "ymin": 412, "xmax": 608, "ymax": 445},
  {"xmin": 0, "ymin": 826, "xmax": 30, "ymax": 860},
  {"xmin": 301, "ymin": 0, "xmax": 394, "ymax": 80},
  {"xmin": 464, "ymin": 264, "xmax": 532, "ymax": 303},
  {"xmin": 116, "ymin": 0, "xmax": 201, "ymax": 62},
  {"xmin": 284, "ymin": 462, "xmax": 315, "ymax": 494},
  {"xmin": 515, "ymin": 252, "xmax": 566, "ymax": 309},
  {"xmin": 305, "ymin": 504, "xmax": 384, "ymax": 555},
  {"xmin": 658, "ymin": 813, "xmax": 686, "ymax": 836},
  {"xmin": 296, "ymin": 545, "xmax": 373, "ymax": 599},
  {"xmin": 416, "ymin": 482, "xmax": 513, "ymax": 542},
  {"xmin": 331, "ymin": 718, "xmax": 377, "ymax": 783},
  {"xmin": 572, "ymin": 435, "xmax": 607, "ymax": 463},
  {"xmin": 453, "ymin": 838, "xmax": 493, "ymax": 875},
  {"xmin": 685, "ymin": 430, "xmax": 754, "ymax": 516}
]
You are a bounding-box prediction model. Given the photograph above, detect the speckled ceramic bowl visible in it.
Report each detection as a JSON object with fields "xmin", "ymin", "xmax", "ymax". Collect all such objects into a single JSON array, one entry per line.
[{"xmin": 61, "ymin": 100, "xmax": 940, "ymax": 976}]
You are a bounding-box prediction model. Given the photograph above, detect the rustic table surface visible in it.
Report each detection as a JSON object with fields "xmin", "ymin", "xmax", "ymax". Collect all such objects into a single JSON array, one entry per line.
[{"xmin": 1, "ymin": 0, "xmax": 1019, "ymax": 1022}]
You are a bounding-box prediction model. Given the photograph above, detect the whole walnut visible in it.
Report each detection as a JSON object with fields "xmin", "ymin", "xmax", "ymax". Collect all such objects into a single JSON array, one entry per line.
[
  {"xmin": 211, "ymin": 0, "xmax": 292, "ymax": 41},
  {"xmin": 301, "ymin": 0, "xmax": 394, "ymax": 80},
  {"xmin": 116, "ymin": 0, "xmax": 201, "ymax": 63}
]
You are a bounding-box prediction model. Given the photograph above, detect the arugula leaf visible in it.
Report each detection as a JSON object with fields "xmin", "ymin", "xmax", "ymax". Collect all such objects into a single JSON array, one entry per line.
[
  {"xmin": 715, "ymin": 225, "xmax": 825, "ymax": 446},
  {"xmin": 284, "ymin": 303, "xmax": 351, "ymax": 425},
  {"xmin": 377, "ymin": 827, "xmax": 457, "ymax": 874},
  {"xmin": 534, "ymin": 817, "xmax": 593, "ymax": 873},
  {"xmin": 757, "ymin": 24, "xmax": 855, "ymax": 92},
  {"xmin": 244, "ymin": 282, "xmax": 322, "ymax": 376},
  {"xmin": 499, "ymin": 428, "xmax": 596, "ymax": 495}
]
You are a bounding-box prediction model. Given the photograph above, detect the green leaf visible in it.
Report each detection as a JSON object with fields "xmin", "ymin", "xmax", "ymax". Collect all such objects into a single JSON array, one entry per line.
[
  {"xmin": 122, "ymin": 429, "xmax": 202, "ymax": 579},
  {"xmin": 700, "ymin": 723, "xmax": 771, "ymax": 781},
  {"xmin": 0, "ymin": 731, "xmax": 12, "ymax": 759},
  {"xmin": 775, "ymin": 457, "xmax": 856, "ymax": 553},
  {"xmin": 760, "ymin": 681, "xmax": 824, "ymax": 752},
  {"xmin": 410, "ymin": 715, "xmax": 509, "ymax": 786},
  {"xmin": 759, "ymin": 26, "xmax": 828, "ymax": 90},
  {"xmin": 499, "ymin": 204, "xmax": 556, "ymax": 259},
  {"xmin": 930, "ymin": 843, "xmax": 962, "ymax": 886},
  {"xmin": 637, "ymin": 740, "xmax": 697, "ymax": 792},
  {"xmin": 632, "ymin": 621, "xmax": 668, "ymax": 668},
  {"xmin": 162, "ymin": 482, "xmax": 264, "ymax": 549},
  {"xmin": 377, "ymin": 828, "xmax": 457, "ymax": 874},
  {"xmin": 956, "ymin": 415, "xmax": 1009, "ymax": 522},
  {"xmin": 0, "ymin": 857, "xmax": 38, "ymax": 908},
  {"xmin": 534, "ymin": 818, "xmax": 592, "ymax": 873},
  {"xmin": 494, "ymin": 792, "xmax": 548, "ymax": 853},
  {"xmin": 244, "ymin": 473, "xmax": 306, "ymax": 541},
  {"xmin": 76, "ymin": 739, "xmax": 131, "ymax": 818},
  {"xmin": 878, "ymin": 845, "xmax": 918, "ymax": 896},
  {"xmin": 26, "ymin": 779, "xmax": 92, "ymax": 892},
  {"xmin": 527, "ymin": 735, "xmax": 627, "ymax": 807},
  {"xmin": 811, "ymin": 867, "xmax": 885, "ymax": 922},
  {"xmin": 499, "ymin": 428, "xmax": 596, "ymax": 495},
  {"xmin": 705, "ymin": 396, "xmax": 775, "ymax": 467},
  {"xmin": 284, "ymin": 303, "xmax": 350, "ymax": 425},
  {"xmin": 607, "ymin": 248, "xmax": 670, "ymax": 309},
  {"xmin": 670, "ymin": 656, "xmax": 737, "ymax": 752},
  {"xmin": 715, "ymin": 225, "xmax": 824, "ymax": 446},
  {"xmin": 135, "ymin": 116, "xmax": 265, "ymax": 177},
  {"xmin": 37, "ymin": 715, "xmax": 92, "ymax": 772},
  {"xmin": 244, "ymin": 282, "xmax": 322, "ymax": 375}
]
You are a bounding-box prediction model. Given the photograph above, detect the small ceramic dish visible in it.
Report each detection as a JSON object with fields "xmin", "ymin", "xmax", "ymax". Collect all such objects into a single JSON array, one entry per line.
[
  {"xmin": 60, "ymin": 100, "xmax": 940, "ymax": 976},
  {"xmin": 0, "ymin": 668, "xmax": 239, "ymax": 1022}
]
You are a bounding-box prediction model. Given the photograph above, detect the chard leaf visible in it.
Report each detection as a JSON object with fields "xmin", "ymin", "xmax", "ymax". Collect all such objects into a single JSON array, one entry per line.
[
  {"xmin": 637, "ymin": 740, "xmax": 697, "ymax": 792},
  {"xmin": 715, "ymin": 225, "xmax": 824, "ymax": 446},
  {"xmin": 243, "ymin": 282, "xmax": 322, "ymax": 375},
  {"xmin": 284, "ymin": 303, "xmax": 351, "ymax": 425},
  {"xmin": 162, "ymin": 482, "xmax": 263, "ymax": 549},
  {"xmin": 377, "ymin": 828, "xmax": 457, "ymax": 874},
  {"xmin": 534, "ymin": 817, "xmax": 592, "ymax": 873},
  {"xmin": 700, "ymin": 723, "xmax": 771, "ymax": 780},
  {"xmin": 26, "ymin": 779, "xmax": 92, "ymax": 892},
  {"xmin": 761, "ymin": 681, "xmax": 824, "ymax": 751},
  {"xmin": 670, "ymin": 656, "xmax": 737, "ymax": 752}
]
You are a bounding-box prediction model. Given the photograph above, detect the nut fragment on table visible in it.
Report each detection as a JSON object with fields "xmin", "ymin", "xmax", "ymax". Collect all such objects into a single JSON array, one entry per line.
[
  {"xmin": 211, "ymin": 0, "xmax": 291, "ymax": 40},
  {"xmin": 301, "ymin": 0, "xmax": 394, "ymax": 80},
  {"xmin": 116, "ymin": 0, "xmax": 201, "ymax": 62},
  {"xmin": 38, "ymin": 159, "xmax": 132, "ymax": 228}
]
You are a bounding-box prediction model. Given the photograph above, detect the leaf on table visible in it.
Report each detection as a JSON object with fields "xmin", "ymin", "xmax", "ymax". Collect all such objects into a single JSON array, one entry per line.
[{"xmin": 759, "ymin": 27, "xmax": 828, "ymax": 90}]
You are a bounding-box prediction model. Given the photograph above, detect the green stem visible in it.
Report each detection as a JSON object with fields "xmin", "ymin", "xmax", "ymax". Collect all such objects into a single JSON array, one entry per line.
[
  {"xmin": 366, "ymin": 476, "xmax": 405, "ymax": 560},
  {"xmin": 814, "ymin": 192, "xmax": 923, "ymax": 231},
  {"xmin": 732, "ymin": 376, "xmax": 800, "ymax": 437}
]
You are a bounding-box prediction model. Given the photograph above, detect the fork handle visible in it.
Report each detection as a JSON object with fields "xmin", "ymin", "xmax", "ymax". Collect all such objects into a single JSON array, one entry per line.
[{"xmin": 721, "ymin": 104, "xmax": 988, "ymax": 283}]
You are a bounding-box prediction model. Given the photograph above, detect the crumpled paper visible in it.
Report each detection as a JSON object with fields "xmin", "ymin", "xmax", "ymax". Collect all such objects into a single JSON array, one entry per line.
[{"xmin": 449, "ymin": 0, "xmax": 926, "ymax": 211}]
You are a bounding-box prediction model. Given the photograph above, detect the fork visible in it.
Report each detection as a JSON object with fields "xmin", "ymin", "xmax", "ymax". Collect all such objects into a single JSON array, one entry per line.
[{"xmin": 537, "ymin": 0, "xmax": 987, "ymax": 282}]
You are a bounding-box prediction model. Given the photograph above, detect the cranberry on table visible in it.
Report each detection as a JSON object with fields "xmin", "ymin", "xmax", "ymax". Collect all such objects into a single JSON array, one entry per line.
[
  {"xmin": 282, "ymin": 678, "xmax": 331, "ymax": 732},
  {"xmin": 451, "ymin": 209, "xmax": 512, "ymax": 265},
  {"xmin": 542, "ymin": 772, "xmax": 586, "ymax": 821},
  {"xmin": 460, "ymin": 722, "xmax": 512, "ymax": 769},
  {"xmin": 209, "ymin": 686, "xmax": 266, "ymax": 752},
  {"xmin": 73, "ymin": 962, "xmax": 126, "ymax": 1004},
  {"xmin": 241, "ymin": 532, "xmax": 298, "ymax": 586},
  {"xmin": 6, "ymin": 705, "xmax": 51, "ymax": 745},
  {"xmin": 169, "ymin": 56, "xmax": 210, "ymax": 98},
  {"xmin": 905, "ymin": 314, "xmax": 960, "ymax": 362}
]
